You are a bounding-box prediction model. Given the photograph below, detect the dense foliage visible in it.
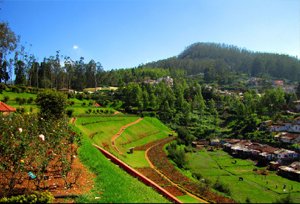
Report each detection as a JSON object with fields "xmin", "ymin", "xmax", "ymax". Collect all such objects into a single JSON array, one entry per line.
[
  {"xmin": 36, "ymin": 90, "xmax": 67, "ymax": 119},
  {"xmin": 0, "ymin": 114, "xmax": 78, "ymax": 196},
  {"xmin": 142, "ymin": 42, "xmax": 300, "ymax": 82}
]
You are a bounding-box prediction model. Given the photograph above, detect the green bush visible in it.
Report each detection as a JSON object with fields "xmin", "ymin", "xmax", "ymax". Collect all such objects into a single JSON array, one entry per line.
[
  {"xmin": 16, "ymin": 107, "xmax": 26, "ymax": 114},
  {"xmin": 0, "ymin": 191, "xmax": 54, "ymax": 203},
  {"xmin": 66, "ymin": 109, "xmax": 74, "ymax": 117},
  {"xmin": 11, "ymin": 86, "xmax": 20, "ymax": 93},
  {"xmin": 213, "ymin": 178, "xmax": 231, "ymax": 195},
  {"xmin": 18, "ymin": 98, "xmax": 26, "ymax": 105},
  {"xmin": 3, "ymin": 96, "xmax": 9, "ymax": 103},
  {"xmin": 0, "ymin": 83, "xmax": 6, "ymax": 93},
  {"xmin": 27, "ymin": 97, "xmax": 34, "ymax": 104},
  {"xmin": 36, "ymin": 90, "xmax": 67, "ymax": 120}
]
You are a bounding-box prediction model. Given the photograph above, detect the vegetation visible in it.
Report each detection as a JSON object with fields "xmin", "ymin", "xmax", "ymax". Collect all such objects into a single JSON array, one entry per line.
[
  {"xmin": 142, "ymin": 42, "xmax": 300, "ymax": 82},
  {"xmin": 36, "ymin": 90, "xmax": 67, "ymax": 119},
  {"xmin": 185, "ymin": 149, "xmax": 300, "ymax": 203},
  {"xmin": 74, "ymin": 127, "xmax": 169, "ymax": 203},
  {"xmin": 0, "ymin": 191, "xmax": 54, "ymax": 203},
  {"xmin": 0, "ymin": 114, "xmax": 78, "ymax": 196}
]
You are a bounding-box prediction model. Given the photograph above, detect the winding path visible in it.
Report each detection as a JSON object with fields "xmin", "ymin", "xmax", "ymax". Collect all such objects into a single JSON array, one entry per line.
[
  {"xmin": 144, "ymin": 138, "xmax": 208, "ymax": 203},
  {"xmin": 111, "ymin": 117, "xmax": 143, "ymax": 154}
]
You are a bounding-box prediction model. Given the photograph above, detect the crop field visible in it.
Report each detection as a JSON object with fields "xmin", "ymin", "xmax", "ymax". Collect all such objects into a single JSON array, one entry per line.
[
  {"xmin": 1, "ymin": 91, "xmax": 116, "ymax": 116},
  {"xmin": 116, "ymin": 117, "xmax": 171, "ymax": 153},
  {"xmin": 75, "ymin": 116, "xmax": 139, "ymax": 149},
  {"xmin": 75, "ymin": 129, "xmax": 169, "ymax": 203},
  {"xmin": 186, "ymin": 149, "xmax": 300, "ymax": 203}
]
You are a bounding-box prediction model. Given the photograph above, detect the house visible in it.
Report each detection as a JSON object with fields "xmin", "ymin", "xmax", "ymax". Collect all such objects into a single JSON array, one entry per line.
[
  {"xmin": 273, "ymin": 149, "xmax": 299, "ymax": 163},
  {"xmin": 293, "ymin": 100, "xmax": 300, "ymax": 112},
  {"xmin": 210, "ymin": 138, "xmax": 220, "ymax": 146},
  {"xmin": 0, "ymin": 101, "xmax": 16, "ymax": 115},
  {"xmin": 275, "ymin": 132, "xmax": 300, "ymax": 144},
  {"xmin": 269, "ymin": 123, "xmax": 300, "ymax": 133},
  {"xmin": 269, "ymin": 161, "xmax": 280, "ymax": 170},
  {"xmin": 94, "ymin": 103, "xmax": 101, "ymax": 107},
  {"xmin": 273, "ymin": 80, "xmax": 284, "ymax": 87},
  {"xmin": 157, "ymin": 76, "xmax": 174, "ymax": 87},
  {"xmin": 278, "ymin": 162, "xmax": 300, "ymax": 181},
  {"xmin": 58, "ymin": 88, "xmax": 75, "ymax": 94}
]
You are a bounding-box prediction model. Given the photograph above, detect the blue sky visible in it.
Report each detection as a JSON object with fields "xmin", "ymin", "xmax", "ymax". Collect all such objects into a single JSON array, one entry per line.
[{"xmin": 1, "ymin": 0, "xmax": 300, "ymax": 70}]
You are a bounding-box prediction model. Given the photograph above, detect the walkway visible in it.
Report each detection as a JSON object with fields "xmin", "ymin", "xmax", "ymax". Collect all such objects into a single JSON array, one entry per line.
[
  {"xmin": 111, "ymin": 117, "xmax": 143, "ymax": 154},
  {"xmin": 145, "ymin": 138, "xmax": 208, "ymax": 203}
]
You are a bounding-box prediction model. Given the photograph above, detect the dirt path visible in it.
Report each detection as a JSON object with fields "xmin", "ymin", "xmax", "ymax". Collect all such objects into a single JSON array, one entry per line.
[
  {"xmin": 70, "ymin": 117, "xmax": 77, "ymax": 125},
  {"xmin": 144, "ymin": 138, "xmax": 208, "ymax": 203},
  {"xmin": 111, "ymin": 117, "xmax": 143, "ymax": 154}
]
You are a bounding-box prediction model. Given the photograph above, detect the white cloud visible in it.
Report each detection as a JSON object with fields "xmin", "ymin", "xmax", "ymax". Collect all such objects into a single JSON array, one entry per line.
[{"xmin": 73, "ymin": 45, "xmax": 79, "ymax": 50}]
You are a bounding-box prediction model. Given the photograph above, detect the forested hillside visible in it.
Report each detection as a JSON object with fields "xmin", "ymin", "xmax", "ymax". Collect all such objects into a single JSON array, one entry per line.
[{"xmin": 142, "ymin": 42, "xmax": 300, "ymax": 82}]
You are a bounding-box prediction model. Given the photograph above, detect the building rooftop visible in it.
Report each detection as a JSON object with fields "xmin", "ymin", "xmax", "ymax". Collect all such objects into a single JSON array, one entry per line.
[{"xmin": 0, "ymin": 101, "xmax": 16, "ymax": 112}]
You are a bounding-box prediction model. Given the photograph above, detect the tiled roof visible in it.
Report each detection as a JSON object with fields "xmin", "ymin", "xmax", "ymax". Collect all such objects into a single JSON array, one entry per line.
[{"xmin": 0, "ymin": 102, "xmax": 16, "ymax": 112}]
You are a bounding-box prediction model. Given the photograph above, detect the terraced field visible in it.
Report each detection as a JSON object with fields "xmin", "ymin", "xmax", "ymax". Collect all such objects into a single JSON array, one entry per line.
[{"xmin": 75, "ymin": 115, "xmax": 205, "ymax": 203}]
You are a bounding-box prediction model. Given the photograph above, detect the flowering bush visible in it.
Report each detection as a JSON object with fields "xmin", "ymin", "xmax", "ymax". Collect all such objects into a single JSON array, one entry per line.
[{"xmin": 0, "ymin": 113, "xmax": 79, "ymax": 196}]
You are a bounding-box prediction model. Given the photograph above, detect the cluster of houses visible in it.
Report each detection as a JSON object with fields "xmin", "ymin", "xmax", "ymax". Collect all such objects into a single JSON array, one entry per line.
[
  {"xmin": 143, "ymin": 76, "xmax": 174, "ymax": 87},
  {"xmin": 222, "ymin": 139, "xmax": 299, "ymax": 165},
  {"xmin": 192, "ymin": 138, "xmax": 300, "ymax": 181},
  {"xmin": 261, "ymin": 118, "xmax": 300, "ymax": 150},
  {"xmin": 222, "ymin": 139, "xmax": 299, "ymax": 181}
]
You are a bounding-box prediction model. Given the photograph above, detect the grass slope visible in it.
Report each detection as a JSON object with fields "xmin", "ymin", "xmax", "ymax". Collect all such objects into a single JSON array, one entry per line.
[
  {"xmin": 75, "ymin": 116, "xmax": 139, "ymax": 146},
  {"xmin": 75, "ymin": 127, "xmax": 169, "ymax": 203},
  {"xmin": 186, "ymin": 149, "xmax": 300, "ymax": 203}
]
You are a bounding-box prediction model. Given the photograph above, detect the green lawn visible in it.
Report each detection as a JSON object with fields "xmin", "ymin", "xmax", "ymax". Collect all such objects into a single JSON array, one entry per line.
[{"xmin": 186, "ymin": 149, "xmax": 300, "ymax": 203}]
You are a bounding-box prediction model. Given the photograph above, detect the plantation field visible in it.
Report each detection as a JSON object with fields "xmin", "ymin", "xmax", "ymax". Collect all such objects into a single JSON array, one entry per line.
[
  {"xmin": 186, "ymin": 149, "xmax": 300, "ymax": 203},
  {"xmin": 75, "ymin": 116, "xmax": 203, "ymax": 203},
  {"xmin": 75, "ymin": 127, "xmax": 169, "ymax": 203},
  {"xmin": 75, "ymin": 116, "xmax": 139, "ymax": 148},
  {"xmin": 75, "ymin": 116, "xmax": 172, "ymax": 168},
  {"xmin": 1, "ymin": 91, "xmax": 115, "ymax": 116},
  {"xmin": 116, "ymin": 117, "xmax": 172, "ymax": 152}
]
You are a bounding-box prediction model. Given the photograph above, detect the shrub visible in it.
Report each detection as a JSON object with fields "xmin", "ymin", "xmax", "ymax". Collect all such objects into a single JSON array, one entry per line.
[
  {"xmin": 16, "ymin": 107, "xmax": 26, "ymax": 114},
  {"xmin": 0, "ymin": 83, "xmax": 6, "ymax": 93},
  {"xmin": 192, "ymin": 172, "xmax": 203, "ymax": 180},
  {"xmin": 3, "ymin": 96, "xmax": 9, "ymax": 103},
  {"xmin": 18, "ymin": 98, "xmax": 26, "ymax": 105},
  {"xmin": 27, "ymin": 97, "xmax": 34, "ymax": 104},
  {"xmin": 15, "ymin": 97, "xmax": 20, "ymax": 102},
  {"xmin": 36, "ymin": 90, "xmax": 67, "ymax": 120},
  {"xmin": 0, "ymin": 114, "xmax": 79, "ymax": 194},
  {"xmin": 213, "ymin": 178, "xmax": 231, "ymax": 195},
  {"xmin": 166, "ymin": 142, "xmax": 187, "ymax": 168},
  {"xmin": 0, "ymin": 191, "xmax": 54, "ymax": 203},
  {"xmin": 274, "ymin": 193, "xmax": 294, "ymax": 203},
  {"xmin": 11, "ymin": 86, "xmax": 20, "ymax": 93},
  {"xmin": 66, "ymin": 109, "xmax": 74, "ymax": 117}
]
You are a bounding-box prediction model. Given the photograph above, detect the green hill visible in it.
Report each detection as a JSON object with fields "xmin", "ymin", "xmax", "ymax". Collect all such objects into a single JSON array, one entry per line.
[{"xmin": 142, "ymin": 42, "xmax": 300, "ymax": 82}]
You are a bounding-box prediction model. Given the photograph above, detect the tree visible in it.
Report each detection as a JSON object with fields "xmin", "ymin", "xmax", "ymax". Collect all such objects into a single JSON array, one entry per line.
[
  {"xmin": 14, "ymin": 60, "xmax": 26, "ymax": 85},
  {"xmin": 0, "ymin": 22, "xmax": 18, "ymax": 67},
  {"xmin": 36, "ymin": 90, "xmax": 67, "ymax": 119}
]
